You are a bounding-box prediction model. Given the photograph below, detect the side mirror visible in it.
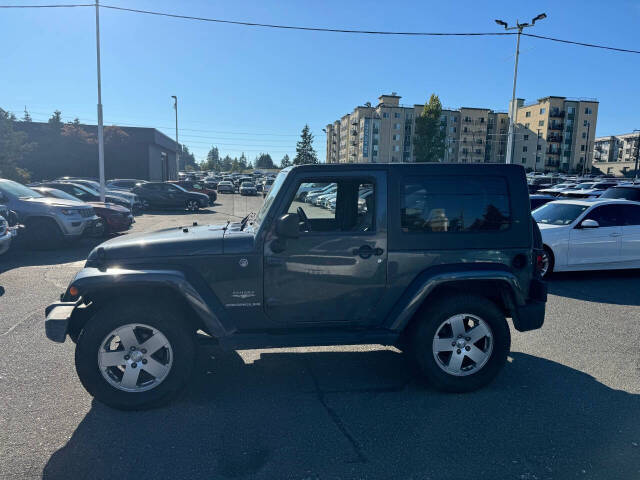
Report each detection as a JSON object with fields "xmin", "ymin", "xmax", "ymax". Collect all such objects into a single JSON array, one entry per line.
[
  {"xmin": 580, "ymin": 219, "xmax": 599, "ymax": 229},
  {"xmin": 276, "ymin": 213, "xmax": 300, "ymax": 238}
]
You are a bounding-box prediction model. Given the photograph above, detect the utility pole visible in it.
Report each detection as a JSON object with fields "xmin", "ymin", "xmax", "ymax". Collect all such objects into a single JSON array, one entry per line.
[
  {"xmin": 633, "ymin": 129, "xmax": 640, "ymax": 181},
  {"xmin": 95, "ymin": 0, "xmax": 105, "ymax": 202},
  {"xmin": 172, "ymin": 96, "xmax": 179, "ymax": 177},
  {"xmin": 535, "ymin": 128, "xmax": 540, "ymax": 172},
  {"xmin": 495, "ymin": 13, "xmax": 547, "ymax": 164},
  {"xmin": 582, "ymin": 121, "xmax": 591, "ymax": 177}
]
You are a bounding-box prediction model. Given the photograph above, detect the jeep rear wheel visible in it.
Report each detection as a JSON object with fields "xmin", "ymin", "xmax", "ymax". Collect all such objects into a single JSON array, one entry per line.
[
  {"xmin": 75, "ymin": 301, "xmax": 196, "ymax": 410},
  {"xmin": 411, "ymin": 295, "xmax": 510, "ymax": 393}
]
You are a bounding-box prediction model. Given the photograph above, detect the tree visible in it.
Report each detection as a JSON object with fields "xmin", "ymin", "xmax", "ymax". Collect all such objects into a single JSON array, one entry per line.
[
  {"xmin": 22, "ymin": 108, "xmax": 32, "ymax": 122},
  {"xmin": 255, "ymin": 153, "xmax": 275, "ymax": 169},
  {"xmin": 0, "ymin": 108, "xmax": 33, "ymax": 182},
  {"xmin": 280, "ymin": 154, "xmax": 291, "ymax": 168},
  {"xmin": 293, "ymin": 124, "xmax": 318, "ymax": 165},
  {"xmin": 239, "ymin": 152, "xmax": 248, "ymax": 171},
  {"xmin": 413, "ymin": 94, "xmax": 446, "ymax": 163},
  {"xmin": 48, "ymin": 110, "xmax": 63, "ymax": 130},
  {"xmin": 221, "ymin": 155, "xmax": 233, "ymax": 171}
]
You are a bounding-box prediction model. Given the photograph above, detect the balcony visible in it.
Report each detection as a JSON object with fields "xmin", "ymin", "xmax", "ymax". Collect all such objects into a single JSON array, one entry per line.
[
  {"xmin": 372, "ymin": 128, "xmax": 379, "ymax": 134},
  {"xmin": 351, "ymin": 129, "xmax": 358, "ymax": 136},
  {"xmin": 546, "ymin": 160, "xmax": 560, "ymax": 167},
  {"xmin": 549, "ymin": 110, "xmax": 565, "ymax": 118},
  {"xmin": 351, "ymin": 119, "xmax": 358, "ymax": 125},
  {"xmin": 546, "ymin": 149, "xmax": 561, "ymax": 155},
  {"xmin": 548, "ymin": 123, "xmax": 564, "ymax": 131},
  {"xmin": 350, "ymin": 140, "xmax": 357, "ymax": 146},
  {"xmin": 547, "ymin": 135, "xmax": 563, "ymax": 143}
]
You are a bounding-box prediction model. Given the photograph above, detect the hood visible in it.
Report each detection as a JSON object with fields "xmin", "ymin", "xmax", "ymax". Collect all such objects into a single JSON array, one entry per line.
[
  {"xmin": 537, "ymin": 223, "xmax": 568, "ymax": 231},
  {"xmin": 88, "ymin": 201, "xmax": 130, "ymax": 213},
  {"xmin": 87, "ymin": 222, "xmax": 254, "ymax": 262},
  {"xmin": 22, "ymin": 197, "xmax": 88, "ymax": 208}
]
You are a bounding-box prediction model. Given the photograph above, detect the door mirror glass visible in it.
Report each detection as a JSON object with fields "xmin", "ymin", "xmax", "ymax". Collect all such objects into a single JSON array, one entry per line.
[
  {"xmin": 580, "ymin": 219, "xmax": 599, "ymax": 228},
  {"xmin": 276, "ymin": 213, "xmax": 300, "ymax": 238}
]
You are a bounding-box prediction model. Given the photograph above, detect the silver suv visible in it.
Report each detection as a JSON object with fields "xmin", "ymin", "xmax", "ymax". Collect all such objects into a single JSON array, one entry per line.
[{"xmin": 0, "ymin": 179, "xmax": 100, "ymax": 248}]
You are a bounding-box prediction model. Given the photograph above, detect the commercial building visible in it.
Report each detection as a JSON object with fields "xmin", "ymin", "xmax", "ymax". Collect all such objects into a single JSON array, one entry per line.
[
  {"xmin": 16, "ymin": 122, "xmax": 178, "ymax": 181},
  {"xmin": 510, "ymin": 96, "xmax": 599, "ymax": 173},
  {"xmin": 325, "ymin": 93, "xmax": 508, "ymax": 164},
  {"xmin": 592, "ymin": 131, "xmax": 640, "ymax": 177}
]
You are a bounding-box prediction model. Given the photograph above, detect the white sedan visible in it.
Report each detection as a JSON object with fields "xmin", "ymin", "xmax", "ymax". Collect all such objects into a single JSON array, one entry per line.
[{"xmin": 533, "ymin": 199, "xmax": 640, "ymax": 276}]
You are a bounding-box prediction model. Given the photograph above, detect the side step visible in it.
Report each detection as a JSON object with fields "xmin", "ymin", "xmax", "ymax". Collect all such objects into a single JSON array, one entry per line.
[{"xmin": 217, "ymin": 330, "xmax": 400, "ymax": 351}]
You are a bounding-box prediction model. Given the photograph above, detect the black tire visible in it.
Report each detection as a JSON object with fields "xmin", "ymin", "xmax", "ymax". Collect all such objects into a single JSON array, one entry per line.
[
  {"xmin": 74, "ymin": 301, "xmax": 196, "ymax": 410},
  {"xmin": 541, "ymin": 246, "xmax": 555, "ymax": 278},
  {"xmin": 24, "ymin": 217, "xmax": 64, "ymax": 249},
  {"xmin": 411, "ymin": 294, "xmax": 510, "ymax": 393}
]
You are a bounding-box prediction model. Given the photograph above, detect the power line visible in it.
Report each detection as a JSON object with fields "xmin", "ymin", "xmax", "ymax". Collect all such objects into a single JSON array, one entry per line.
[
  {"xmin": 523, "ymin": 33, "xmax": 640, "ymax": 55},
  {"xmin": 0, "ymin": 3, "xmax": 92, "ymax": 8}
]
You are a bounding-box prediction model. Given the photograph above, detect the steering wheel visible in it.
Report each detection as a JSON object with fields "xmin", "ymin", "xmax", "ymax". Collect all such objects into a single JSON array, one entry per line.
[{"xmin": 297, "ymin": 206, "xmax": 311, "ymax": 231}]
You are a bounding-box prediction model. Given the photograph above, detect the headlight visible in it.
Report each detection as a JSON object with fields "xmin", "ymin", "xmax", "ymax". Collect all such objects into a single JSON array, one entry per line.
[{"xmin": 60, "ymin": 208, "xmax": 77, "ymax": 216}]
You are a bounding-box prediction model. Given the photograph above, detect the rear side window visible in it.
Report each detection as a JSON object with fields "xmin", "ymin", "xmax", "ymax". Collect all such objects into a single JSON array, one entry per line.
[{"xmin": 401, "ymin": 176, "xmax": 510, "ymax": 233}]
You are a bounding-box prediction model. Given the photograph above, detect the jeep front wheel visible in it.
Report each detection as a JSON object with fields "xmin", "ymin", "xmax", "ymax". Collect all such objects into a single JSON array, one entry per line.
[
  {"xmin": 74, "ymin": 302, "xmax": 196, "ymax": 410},
  {"xmin": 411, "ymin": 295, "xmax": 510, "ymax": 393}
]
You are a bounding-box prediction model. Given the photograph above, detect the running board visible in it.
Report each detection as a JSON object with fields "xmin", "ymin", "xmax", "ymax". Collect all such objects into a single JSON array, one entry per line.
[{"xmin": 217, "ymin": 330, "xmax": 400, "ymax": 351}]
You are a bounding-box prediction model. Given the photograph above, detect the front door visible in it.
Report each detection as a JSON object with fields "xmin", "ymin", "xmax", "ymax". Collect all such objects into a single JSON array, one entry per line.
[
  {"xmin": 568, "ymin": 204, "xmax": 624, "ymax": 266},
  {"xmin": 619, "ymin": 204, "xmax": 640, "ymax": 265},
  {"xmin": 263, "ymin": 172, "xmax": 387, "ymax": 327}
]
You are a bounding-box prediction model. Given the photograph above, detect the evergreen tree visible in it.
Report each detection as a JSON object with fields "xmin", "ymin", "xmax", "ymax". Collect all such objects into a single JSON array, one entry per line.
[
  {"xmin": 0, "ymin": 108, "xmax": 33, "ymax": 182},
  {"xmin": 293, "ymin": 124, "xmax": 318, "ymax": 165},
  {"xmin": 239, "ymin": 152, "xmax": 248, "ymax": 170},
  {"xmin": 255, "ymin": 153, "xmax": 275, "ymax": 169},
  {"xmin": 22, "ymin": 108, "xmax": 32, "ymax": 122},
  {"xmin": 48, "ymin": 110, "xmax": 63, "ymax": 130},
  {"xmin": 221, "ymin": 155, "xmax": 233, "ymax": 171},
  {"xmin": 280, "ymin": 154, "xmax": 291, "ymax": 168},
  {"xmin": 413, "ymin": 94, "xmax": 446, "ymax": 163}
]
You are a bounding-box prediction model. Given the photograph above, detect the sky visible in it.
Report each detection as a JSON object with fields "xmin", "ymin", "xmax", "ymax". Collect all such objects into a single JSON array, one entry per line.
[{"xmin": 1, "ymin": 0, "xmax": 639, "ymax": 164}]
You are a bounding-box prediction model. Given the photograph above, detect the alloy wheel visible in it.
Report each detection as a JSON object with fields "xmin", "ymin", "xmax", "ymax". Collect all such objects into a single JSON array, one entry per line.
[
  {"xmin": 98, "ymin": 323, "xmax": 173, "ymax": 392},
  {"xmin": 432, "ymin": 314, "xmax": 493, "ymax": 377}
]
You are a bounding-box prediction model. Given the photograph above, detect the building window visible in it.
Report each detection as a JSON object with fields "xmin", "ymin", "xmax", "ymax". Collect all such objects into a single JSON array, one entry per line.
[
  {"xmin": 584, "ymin": 120, "xmax": 588, "ymax": 127},
  {"xmin": 580, "ymin": 156, "xmax": 584, "ymax": 162},
  {"xmin": 463, "ymin": 127, "xmax": 468, "ymax": 133},
  {"xmin": 393, "ymin": 145, "xmax": 400, "ymax": 152},
  {"xmin": 501, "ymin": 118, "xmax": 506, "ymax": 124},
  {"xmin": 582, "ymin": 132, "xmax": 587, "ymax": 139},
  {"xmin": 584, "ymin": 107, "xmax": 592, "ymax": 114},
  {"xmin": 373, "ymin": 145, "xmax": 378, "ymax": 151},
  {"xmin": 568, "ymin": 107, "xmax": 575, "ymax": 114},
  {"xmin": 523, "ymin": 146, "xmax": 528, "ymax": 152},
  {"xmin": 521, "ymin": 157, "xmax": 527, "ymax": 164},
  {"xmin": 537, "ymin": 144, "xmax": 542, "ymax": 151},
  {"xmin": 538, "ymin": 120, "xmax": 544, "ymax": 126},
  {"xmin": 581, "ymin": 144, "xmax": 585, "ymax": 151},
  {"xmin": 394, "ymin": 112, "xmax": 400, "ymax": 118},
  {"xmin": 479, "ymin": 117, "xmax": 485, "ymax": 123},
  {"xmin": 392, "ymin": 134, "xmax": 400, "ymax": 141},
  {"xmin": 394, "ymin": 123, "xmax": 401, "ymax": 129},
  {"xmin": 524, "ymin": 134, "xmax": 529, "ymax": 141},
  {"xmin": 406, "ymin": 113, "xmax": 413, "ymax": 120},
  {"xmin": 383, "ymin": 113, "xmax": 389, "ymax": 118},
  {"xmin": 525, "ymin": 123, "xmax": 530, "ymax": 128},
  {"xmin": 453, "ymin": 117, "xmax": 458, "ymax": 123},
  {"xmin": 536, "ymin": 156, "xmax": 541, "ymax": 163},
  {"xmin": 540, "ymin": 108, "xmax": 546, "ymax": 114},
  {"xmin": 450, "ymin": 127, "xmax": 456, "ymax": 133},
  {"xmin": 525, "ymin": 111, "xmax": 531, "ymax": 118}
]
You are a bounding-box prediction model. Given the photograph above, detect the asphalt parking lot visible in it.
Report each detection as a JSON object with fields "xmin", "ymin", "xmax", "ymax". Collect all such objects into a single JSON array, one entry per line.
[{"xmin": 0, "ymin": 194, "xmax": 638, "ymax": 480}]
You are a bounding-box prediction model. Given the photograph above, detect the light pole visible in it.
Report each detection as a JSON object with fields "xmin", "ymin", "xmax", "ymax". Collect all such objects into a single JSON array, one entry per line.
[
  {"xmin": 171, "ymin": 96, "xmax": 179, "ymax": 177},
  {"xmin": 95, "ymin": 0, "xmax": 105, "ymax": 202},
  {"xmin": 582, "ymin": 121, "xmax": 591, "ymax": 177},
  {"xmin": 495, "ymin": 13, "xmax": 547, "ymax": 165}
]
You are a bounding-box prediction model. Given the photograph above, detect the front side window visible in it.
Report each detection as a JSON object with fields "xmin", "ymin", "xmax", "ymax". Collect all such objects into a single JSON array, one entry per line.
[
  {"xmin": 583, "ymin": 205, "xmax": 626, "ymax": 227},
  {"xmin": 286, "ymin": 179, "xmax": 375, "ymax": 233},
  {"xmin": 400, "ymin": 176, "xmax": 510, "ymax": 233}
]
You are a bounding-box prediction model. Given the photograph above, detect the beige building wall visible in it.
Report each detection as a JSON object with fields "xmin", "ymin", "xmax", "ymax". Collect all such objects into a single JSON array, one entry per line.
[{"xmin": 592, "ymin": 132, "xmax": 639, "ymax": 176}]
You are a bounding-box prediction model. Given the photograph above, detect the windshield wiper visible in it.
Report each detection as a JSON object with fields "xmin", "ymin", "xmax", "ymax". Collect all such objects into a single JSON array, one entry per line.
[{"xmin": 240, "ymin": 212, "xmax": 256, "ymax": 230}]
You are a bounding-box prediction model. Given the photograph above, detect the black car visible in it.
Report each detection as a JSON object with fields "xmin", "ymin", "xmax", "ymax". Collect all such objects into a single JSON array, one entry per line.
[
  {"xmin": 45, "ymin": 163, "xmax": 546, "ymax": 410},
  {"xmin": 599, "ymin": 184, "xmax": 640, "ymax": 201},
  {"xmin": 132, "ymin": 182, "xmax": 209, "ymax": 210},
  {"xmin": 530, "ymin": 194, "xmax": 556, "ymax": 210}
]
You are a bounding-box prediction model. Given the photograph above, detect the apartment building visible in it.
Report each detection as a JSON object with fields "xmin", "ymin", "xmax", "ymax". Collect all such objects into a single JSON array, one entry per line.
[
  {"xmin": 592, "ymin": 132, "xmax": 640, "ymax": 176},
  {"xmin": 325, "ymin": 93, "xmax": 508, "ymax": 164},
  {"xmin": 510, "ymin": 96, "xmax": 599, "ymax": 173}
]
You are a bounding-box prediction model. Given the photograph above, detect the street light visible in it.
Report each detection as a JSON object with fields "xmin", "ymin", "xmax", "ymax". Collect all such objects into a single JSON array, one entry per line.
[
  {"xmin": 171, "ymin": 96, "xmax": 179, "ymax": 178},
  {"xmin": 495, "ymin": 13, "xmax": 547, "ymax": 164}
]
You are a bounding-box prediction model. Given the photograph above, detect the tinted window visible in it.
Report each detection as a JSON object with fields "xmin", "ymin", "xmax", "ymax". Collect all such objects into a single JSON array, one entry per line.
[
  {"xmin": 600, "ymin": 187, "xmax": 640, "ymax": 201},
  {"xmin": 584, "ymin": 205, "xmax": 626, "ymax": 227},
  {"xmin": 401, "ymin": 176, "xmax": 510, "ymax": 233}
]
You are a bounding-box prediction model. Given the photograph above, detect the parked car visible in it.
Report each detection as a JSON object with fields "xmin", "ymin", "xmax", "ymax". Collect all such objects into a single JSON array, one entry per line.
[
  {"xmin": 106, "ymin": 179, "xmax": 148, "ymax": 192},
  {"xmin": 262, "ymin": 177, "xmax": 275, "ymax": 197},
  {"xmin": 0, "ymin": 179, "xmax": 100, "ymax": 248},
  {"xmin": 306, "ymin": 184, "xmax": 336, "ymax": 204},
  {"xmin": 170, "ymin": 180, "xmax": 217, "ymax": 205},
  {"xmin": 533, "ymin": 199, "xmax": 640, "ymax": 277},
  {"xmin": 530, "ymin": 194, "xmax": 557, "ymax": 211},
  {"xmin": 295, "ymin": 182, "xmax": 330, "ymax": 202},
  {"xmin": 31, "ymin": 187, "xmax": 133, "ymax": 236},
  {"xmin": 57, "ymin": 179, "xmax": 143, "ymax": 212},
  {"xmin": 0, "ymin": 205, "xmax": 19, "ymax": 256},
  {"xmin": 132, "ymin": 182, "xmax": 209, "ymax": 210},
  {"xmin": 239, "ymin": 181, "xmax": 258, "ymax": 196},
  {"xmin": 599, "ymin": 184, "xmax": 640, "ymax": 202},
  {"xmin": 38, "ymin": 181, "xmax": 136, "ymax": 212},
  {"xmin": 537, "ymin": 183, "xmax": 577, "ymax": 196},
  {"xmin": 558, "ymin": 182, "xmax": 611, "ymax": 199},
  {"xmin": 45, "ymin": 163, "xmax": 546, "ymax": 409},
  {"xmin": 216, "ymin": 181, "xmax": 235, "ymax": 194}
]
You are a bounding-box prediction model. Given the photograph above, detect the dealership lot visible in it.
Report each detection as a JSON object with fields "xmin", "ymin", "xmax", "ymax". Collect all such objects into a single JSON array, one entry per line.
[{"xmin": 1, "ymin": 194, "xmax": 639, "ymax": 480}]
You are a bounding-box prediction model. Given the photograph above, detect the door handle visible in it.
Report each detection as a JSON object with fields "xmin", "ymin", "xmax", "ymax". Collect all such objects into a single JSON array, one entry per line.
[{"xmin": 352, "ymin": 245, "xmax": 384, "ymax": 259}]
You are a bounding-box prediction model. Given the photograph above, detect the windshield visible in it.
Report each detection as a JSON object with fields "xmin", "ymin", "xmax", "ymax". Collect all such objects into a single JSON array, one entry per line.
[
  {"xmin": 0, "ymin": 180, "xmax": 43, "ymax": 198},
  {"xmin": 255, "ymin": 170, "xmax": 288, "ymax": 226},
  {"xmin": 533, "ymin": 203, "xmax": 589, "ymax": 225},
  {"xmin": 574, "ymin": 183, "xmax": 595, "ymax": 189},
  {"xmin": 171, "ymin": 184, "xmax": 188, "ymax": 192},
  {"xmin": 241, "ymin": 182, "xmax": 254, "ymax": 187},
  {"xmin": 40, "ymin": 188, "xmax": 80, "ymax": 202},
  {"xmin": 599, "ymin": 187, "xmax": 640, "ymax": 201}
]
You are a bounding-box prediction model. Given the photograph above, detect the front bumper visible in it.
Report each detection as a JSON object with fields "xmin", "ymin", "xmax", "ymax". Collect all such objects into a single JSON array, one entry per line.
[
  {"xmin": 44, "ymin": 301, "xmax": 78, "ymax": 342},
  {"xmin": 60, "ymin": 215, "xmax": 100, "ymax": 237}
]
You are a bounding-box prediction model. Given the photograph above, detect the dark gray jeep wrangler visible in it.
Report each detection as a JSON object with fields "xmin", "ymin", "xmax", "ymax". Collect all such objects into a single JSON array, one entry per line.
[{"xmin": 45, "ymin": 163, "xmax": 546, "ymax": 409}]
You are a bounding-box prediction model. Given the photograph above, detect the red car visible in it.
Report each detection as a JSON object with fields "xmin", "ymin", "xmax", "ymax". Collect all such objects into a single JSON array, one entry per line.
[
  {"xmin": 31, "ymin": 186, "xmax": 134, "ymax": 235},
  {"xmin": 169, "ymin": 180, "xmax": 217, "ymax": 205}
]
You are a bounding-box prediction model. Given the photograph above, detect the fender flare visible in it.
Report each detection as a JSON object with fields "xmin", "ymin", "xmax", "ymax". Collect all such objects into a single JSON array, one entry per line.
[
  {"xmin": 386, "ymin": 264, "xmax": 526, "ymax": 331},
  {"xmin": 65, "ymin": 267, "xmax": 233, "ymax": 338}
]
